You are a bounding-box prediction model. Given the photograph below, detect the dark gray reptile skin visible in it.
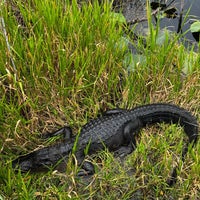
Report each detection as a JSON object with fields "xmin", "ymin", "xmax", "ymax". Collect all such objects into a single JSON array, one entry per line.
[{"xmin": 12, "ymin": 103, "xmax": 199, "ymax": 185}]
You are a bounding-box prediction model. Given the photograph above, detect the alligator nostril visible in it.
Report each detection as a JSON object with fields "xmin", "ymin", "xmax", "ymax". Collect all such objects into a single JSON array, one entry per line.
[{"xmin": 12, "ymin": 156, "xmax": 33, "ymax": 172}]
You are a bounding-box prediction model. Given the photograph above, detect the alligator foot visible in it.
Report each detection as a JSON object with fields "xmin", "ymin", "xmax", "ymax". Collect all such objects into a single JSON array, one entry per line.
[
  {"xmin": 77, "ymin": 161, "xmax": 95, "ymax": 176},
  {"xmin": 114, "ymin": 145, "xmax": 135, "ymax": 158}
]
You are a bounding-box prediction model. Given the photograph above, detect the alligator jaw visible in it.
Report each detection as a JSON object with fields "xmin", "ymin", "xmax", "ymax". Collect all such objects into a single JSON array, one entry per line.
[{"xmin": 12, "ymin": 153, "xmax": 34, "ymax": 172}]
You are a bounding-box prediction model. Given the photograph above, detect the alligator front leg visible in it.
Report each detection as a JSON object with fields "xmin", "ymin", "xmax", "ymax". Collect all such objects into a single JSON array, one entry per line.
[
  {"xmin": 42, "ymin": 126, "xmax": 73, "ymax": 140},
  {"xmin": 75, "ymin": 152, "xmax": 95, "ymax": 176}
]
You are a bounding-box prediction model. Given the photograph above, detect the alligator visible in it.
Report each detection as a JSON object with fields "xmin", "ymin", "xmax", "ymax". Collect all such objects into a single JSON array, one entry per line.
[{"xmin": 12, "ymin": 103, "xmax": 199, "ymax": 186}]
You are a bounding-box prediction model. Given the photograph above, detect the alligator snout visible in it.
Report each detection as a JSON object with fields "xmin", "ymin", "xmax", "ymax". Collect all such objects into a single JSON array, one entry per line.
[{"xmin": 12, "ymin": 153, "xmax": 34, "ymax": 172}]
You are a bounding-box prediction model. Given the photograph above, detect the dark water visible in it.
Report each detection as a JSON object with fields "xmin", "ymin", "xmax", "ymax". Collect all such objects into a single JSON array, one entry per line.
[
  {"xmin": 159, "ymin": 0, "xmax": 200, "ymax": 42},
  {"xmin": 120, "ymin": 0, "xmax": 200, "ymax": 43}
]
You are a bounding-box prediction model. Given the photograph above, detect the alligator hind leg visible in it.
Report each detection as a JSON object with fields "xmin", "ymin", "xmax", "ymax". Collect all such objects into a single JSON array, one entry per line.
[
  {"xmin": 113, "ymin": 119, "xmax": 142, "ymax": 158},
  {"xmin": 42, "ymin": 126, "xmax": 73, "ymax": 140},
  {"xmin": 123, "ymin": 119, "xmax": 142, "ymax": 146}
]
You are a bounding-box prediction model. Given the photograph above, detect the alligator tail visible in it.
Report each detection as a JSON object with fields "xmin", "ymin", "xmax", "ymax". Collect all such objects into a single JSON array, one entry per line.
[
  {"xmin": 132, "ymin": 103, "xmax": 199, "ymax": 186},
  {"xmin": 132, "ymin": 103, "xmax": 199, "ymax": 144}
]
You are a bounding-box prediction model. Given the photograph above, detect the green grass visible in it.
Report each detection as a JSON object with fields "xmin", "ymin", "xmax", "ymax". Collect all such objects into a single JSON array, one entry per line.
[{"xmin": 0, "ymin": 0, "xmax": 200, "ymax": 199}]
